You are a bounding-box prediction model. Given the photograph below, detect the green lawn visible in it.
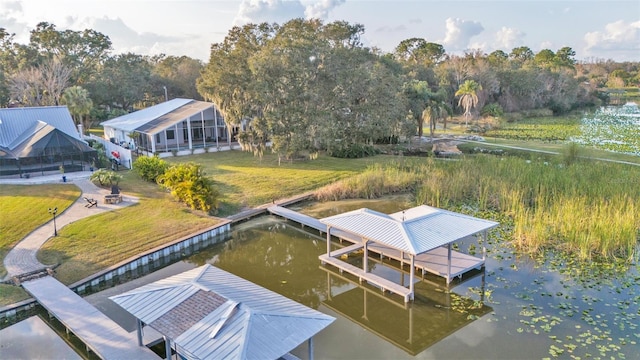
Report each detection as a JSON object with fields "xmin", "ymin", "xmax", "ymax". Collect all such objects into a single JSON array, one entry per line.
[
  {"xmin": 37, "ymin": 197, "xmax": 221, "ymax": 285},
  {"xmin": 0, "ymin": 184, "xmax": 80, "ymax": 304},
  {"xmin": 0, "ymin": 184, "xmax": 80, "ymax": 278},
  {"xmin": 166, "ymin": 150, "xmax": 390, "ymax": 215}
]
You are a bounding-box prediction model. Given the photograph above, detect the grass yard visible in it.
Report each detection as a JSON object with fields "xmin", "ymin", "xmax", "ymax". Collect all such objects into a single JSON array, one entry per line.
[
  {"xmin": 37, "ymin": 198, "xmax": 220, "ymax": 285},
  {"xmin": 0, "ymin": 184, "xmax": 80, "ymax": 278},
  {"xmin": 166, "ymin": 150, "xmax": 390, "ymax": 216},
  {"xmin": 0, "ymin": 184, "xmax": 80, "ymax": 304}
]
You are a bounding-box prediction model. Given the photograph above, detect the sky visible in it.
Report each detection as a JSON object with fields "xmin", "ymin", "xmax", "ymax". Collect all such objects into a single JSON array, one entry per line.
[{"xmin": 1, "ymin": 0, "xmax": 639, "ymax": 63}]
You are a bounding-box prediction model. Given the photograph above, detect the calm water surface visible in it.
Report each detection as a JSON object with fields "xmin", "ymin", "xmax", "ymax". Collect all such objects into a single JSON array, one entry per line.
[{"xmin": 3, "ymin": 197, "xmax": 639, "ymax": 359}]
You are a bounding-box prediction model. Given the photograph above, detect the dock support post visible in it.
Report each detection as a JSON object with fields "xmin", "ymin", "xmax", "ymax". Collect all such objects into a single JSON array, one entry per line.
[
  {"xmin": 164, "ymin": 336, "xmax": 172, "ymax": 359},
  {"xmin": 409, "ymin": 255, "xmax": 415, "ymax": 301},
  {"xmin": 136, "ymin": 319, "xmax": 143, "ymax": 346},
  {"xmin": 363, "ymin": 239, "xmax": 369, "ymax": 273},
  {"xmin": 326, "ymin": 226, "xmax": 331, "ymax": 257},
  {"xmin": 308, "ymin": 337, "xmax": 314, "ymax": 360},
  {"xmin": 447, "ymin": 243, "xmax": 452, "ymax": 285},
  {"xmin": 482, "ymin": 230, "xmax": 487, "ymax": 261}
]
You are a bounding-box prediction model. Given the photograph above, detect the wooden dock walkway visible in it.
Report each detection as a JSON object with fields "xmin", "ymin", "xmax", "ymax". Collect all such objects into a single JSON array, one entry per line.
[
  {"xmin": 21, "ymin": 276, "xmax": 159, "ymax": 360},
  {"xmin": 267, "ymin": 205, "xmax": 361, "ymax": 243}
]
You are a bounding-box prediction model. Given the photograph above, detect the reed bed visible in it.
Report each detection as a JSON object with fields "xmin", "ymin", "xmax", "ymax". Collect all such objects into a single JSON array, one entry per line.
[{"xmin": 315, "ymin": 155, "xmax": 640, "ymax": 261}]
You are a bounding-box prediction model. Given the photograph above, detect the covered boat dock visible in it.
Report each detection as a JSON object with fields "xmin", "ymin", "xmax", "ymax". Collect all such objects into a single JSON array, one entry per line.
[
  {"xmin": 110, "ymin": 264, "xmax": 335, "ymax": 360},
  {"xmin": 267, "ymin": 205, "xmax": 499, "ymax": 303},
  {"xmin": 320, "ymin": 205, "xmax": 498, "ymax": 302}
]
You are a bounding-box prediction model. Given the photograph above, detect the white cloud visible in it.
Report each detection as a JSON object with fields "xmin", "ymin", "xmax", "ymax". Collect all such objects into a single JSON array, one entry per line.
[
  {"xmin": 233, "ymin": 0, "xmax": 345, "ymax": 26},
  {"xmin": 584, "ymin": 19, "xmax": 640, "ymax": 55},
  {"xmin": 441, "ymin": 17, "xmax": 484, "ymax": 52},
  {"xmin": 233, "ymin": 0, "xmax": 305, "ymax": 26},
  {"xmin": 67, "ymin": 16, "xmax": 215, "ymax": 60},
  {"xmin": 303, "ymin": 0, "xmax": 345, "ymax": 20},
  {"xmin": 495, "ymin": 26, "xmax": 525, "ymax": 50},
  {"xmin": 0, "ymin": 0, "xmax": 29, "ymax": 42}
]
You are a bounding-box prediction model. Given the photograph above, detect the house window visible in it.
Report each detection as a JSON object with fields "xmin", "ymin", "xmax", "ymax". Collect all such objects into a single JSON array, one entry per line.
[
  {"xmin": 166, "ymin": 130, "xmax": 175, "ymax": 140},
  {"xmin": 155, "ymin": 133, "xmax": 161, "ymax": 143}
]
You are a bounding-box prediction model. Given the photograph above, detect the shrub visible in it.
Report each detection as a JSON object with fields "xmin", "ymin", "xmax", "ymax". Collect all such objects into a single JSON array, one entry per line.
[
  {"xmin": 156, "ymin": 162, "xmax": 220, "ymax": 213},
  {"xmin": 481, "ymin": 103, "xmax": 504, "ymax": 118},
  {"xmin": 328, "ymin": 143, "xmax": 380, "ymax": 158},
  {"xmin": 91, "ymin": 142, "xmax": 109, "ymax": 168},
  {"xmin": 90, "ymin": 169, "xmax": 122, "ymax": 186},
  {"xmin": 133, "ymin": 156, "xmax": 169, "ymax": 182}
]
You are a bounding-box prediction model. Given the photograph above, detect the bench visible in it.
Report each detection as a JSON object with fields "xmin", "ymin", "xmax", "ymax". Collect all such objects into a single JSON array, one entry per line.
[{"xmin": 84, "ymin": 197, "xmax": 98, "ymax": 208}]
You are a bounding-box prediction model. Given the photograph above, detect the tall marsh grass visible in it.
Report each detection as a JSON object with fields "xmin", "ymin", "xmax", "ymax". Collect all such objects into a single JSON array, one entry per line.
[{"xmin": 316, "ymin": 156, "xmax": 640, "ymax": 261}]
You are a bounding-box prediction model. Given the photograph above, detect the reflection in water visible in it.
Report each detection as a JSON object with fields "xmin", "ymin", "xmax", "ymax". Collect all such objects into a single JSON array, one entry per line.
[
  {"xmin": 322, "ymin": 268, "xmax": 492, "ymax": 355},
  {"xmin": 0, "ymin": 315, "xmax": 81, "ymax": 360}
]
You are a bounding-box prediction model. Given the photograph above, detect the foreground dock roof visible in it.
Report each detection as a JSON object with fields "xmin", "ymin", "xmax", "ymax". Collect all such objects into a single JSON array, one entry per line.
[{"xmin": 110, "ymin": 264, "xmax": 335, "ymax": 360}]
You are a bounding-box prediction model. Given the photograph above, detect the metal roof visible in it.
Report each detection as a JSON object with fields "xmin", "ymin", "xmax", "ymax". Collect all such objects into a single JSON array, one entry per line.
[
  {"xmin": 8, "ymin": 123, "xmax": 95, "ymax": 158},
  {"xmin": 100, "ymin": 98, "xmax": 222, "ymax": 135},
  {"xmin": 135, "ymin": 100, "xmax": 217, "ymax": 135},
  {"xmin": 320, "ymin": 205, "xmax": 499, "ymax": 255},
  {"xmin": 110, "ymin": 264, "xmax": 335, "ymax": 360},
  {"xmin": 0, "ymin": 106, "xmax": 80, "ymax": 148}
]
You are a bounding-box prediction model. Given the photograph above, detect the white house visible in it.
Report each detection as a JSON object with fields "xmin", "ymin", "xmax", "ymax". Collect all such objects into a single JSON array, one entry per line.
[{"xmin": 100, "ymin": 98, "xmax": 234, "ymax": 154}]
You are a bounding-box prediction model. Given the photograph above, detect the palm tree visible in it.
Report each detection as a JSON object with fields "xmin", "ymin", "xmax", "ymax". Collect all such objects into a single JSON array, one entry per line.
[
  {"xmin": 61, "ymin": 86, "xmax": 93, "ymax": 134},
  {"xmin": 455, "ymin": 80, "xmax": 482, "ymax": 126},
  {"xmin": 422, "ymin": 99, "xmax": 452, "ymax": 140}
]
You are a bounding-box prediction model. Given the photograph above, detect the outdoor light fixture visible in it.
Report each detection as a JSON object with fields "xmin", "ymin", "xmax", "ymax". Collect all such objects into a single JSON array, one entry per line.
[{"xmin": 48, "ymin": 207, "xmax": 58, "ymax": 236}]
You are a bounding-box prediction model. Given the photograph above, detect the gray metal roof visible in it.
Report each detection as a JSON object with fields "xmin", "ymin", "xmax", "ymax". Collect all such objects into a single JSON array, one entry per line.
[
  {"xmin": 110, "ymin": 264, "xmax": 335, "ymax": 360},
  {"xmin": 320, "ymin": 205, "xmax": 499, "ymax": 255},
  {"xmin": 100, "ymin": 98, "xmax": 222, "ymax": 135},
  {"xmin": 0, "ymin": 106, "xmax": 80, "ymax": 148},
  {"xmin": 135, "ymin": 100, "xmax": 218, "ymax": 135}
]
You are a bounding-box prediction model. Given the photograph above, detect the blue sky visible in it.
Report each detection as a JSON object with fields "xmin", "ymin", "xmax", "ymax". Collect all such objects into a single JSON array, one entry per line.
[{"xmin": 1, "ymin": 0, "xmax": 639, "ymax": 62}]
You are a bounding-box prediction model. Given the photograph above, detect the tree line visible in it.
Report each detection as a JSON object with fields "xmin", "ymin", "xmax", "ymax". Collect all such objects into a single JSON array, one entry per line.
[
  {"xmin": 0, "ymin": 22, "xmax": 204, "ymax": 131},
  {"xmin": 1, "ymin": 20, "xmax": 639, "ymax": 160}
]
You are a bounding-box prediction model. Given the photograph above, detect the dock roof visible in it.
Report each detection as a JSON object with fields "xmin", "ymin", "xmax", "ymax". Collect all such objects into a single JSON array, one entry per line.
[
  {"xmin": 320, "ymin": 205, "xmax": 499, "ymax": 255},
  {"xmin": 110, "ymin": 264, "xmax": 335, "ymax": 360}
]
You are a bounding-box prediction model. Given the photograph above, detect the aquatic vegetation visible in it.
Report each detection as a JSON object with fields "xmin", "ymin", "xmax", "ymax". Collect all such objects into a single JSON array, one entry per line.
[
  {"xmin": 573, "ymin": 103, "xmax": 640, "ymax": 156},
  {"xmin": 316, "ymin": 155, "xmax": 640, "ymax": 261}
]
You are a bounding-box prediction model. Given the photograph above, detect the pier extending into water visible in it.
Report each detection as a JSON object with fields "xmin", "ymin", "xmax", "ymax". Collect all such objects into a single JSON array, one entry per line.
[
  {"xmin": 21, "ymin": 276, "xmax": 158, "ymax": 360},
  {"xmin": 267, "ymin": 205, "xmax": 495, "ymax": 303}
]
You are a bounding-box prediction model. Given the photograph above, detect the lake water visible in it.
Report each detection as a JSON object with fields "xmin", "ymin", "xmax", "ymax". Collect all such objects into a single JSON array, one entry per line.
[{"xmin": 2, "ymin": 197, "xmax": 639, "ymax": 359}]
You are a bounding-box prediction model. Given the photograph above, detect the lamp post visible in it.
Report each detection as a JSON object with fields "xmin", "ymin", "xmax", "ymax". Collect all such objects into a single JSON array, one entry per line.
[
  {"xmin": 163, "ymin": 86, "xmax": 168, "ymax": 102},
  {"xmin": 48, "ymin": 207, "xmax": 58, "ymax": 236}
]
